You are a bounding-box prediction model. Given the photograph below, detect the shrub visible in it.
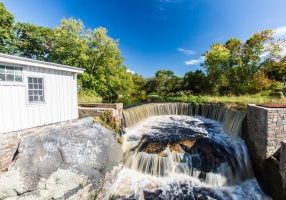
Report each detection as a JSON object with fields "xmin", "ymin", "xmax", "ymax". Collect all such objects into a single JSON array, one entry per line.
[
  {"xmin": 269, "ymin": 81, "xmax": 284, "ymax": 91},
  {"xmin": 269, "ymin": 91, "xmax": 284, "ymax": 99},
  {"xmin": 249, "ymin": 71, "xmax": 272, "ymax": 93},
  {"xmin": 147, "ymin": 94, "xmax": 166, "ymax": 102},
  {"xmin": 96, "ymin": 111, "xmax": 123, "ymax": 143},
  {"xmin": 78, "ymin": 90, "xmax": 103, "ymax": 103}
]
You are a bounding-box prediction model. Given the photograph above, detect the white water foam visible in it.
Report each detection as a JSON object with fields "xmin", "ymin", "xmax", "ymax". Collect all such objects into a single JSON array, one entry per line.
[{"xmin": 99, "ymin": 115, "xmax": 271, "ymax": 200}]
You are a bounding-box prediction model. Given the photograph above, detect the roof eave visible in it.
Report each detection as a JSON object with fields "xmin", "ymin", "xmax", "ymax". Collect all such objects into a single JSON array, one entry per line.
[{"xmin": 0, "ymin": 53, "xmax": 85, "ymax": 74}]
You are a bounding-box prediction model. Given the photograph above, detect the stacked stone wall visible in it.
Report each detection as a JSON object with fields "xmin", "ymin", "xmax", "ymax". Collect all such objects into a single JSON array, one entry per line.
[
  {"xmin": 247, "ymin": 104, "xmax": 286, "ymax": 200},
  {"xmin": 267, "ymin": 109, "xmax": 286, "ymax": 157},
  {"xmin": 247, "ymin": 105, "xmax": 286, "ymax": 160},
  {"xmin": 79, "ymin": 103, "xmax": 123, "ymax": 128}
]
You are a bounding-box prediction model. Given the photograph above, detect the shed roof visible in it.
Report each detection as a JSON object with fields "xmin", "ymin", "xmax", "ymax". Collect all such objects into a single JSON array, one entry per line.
[{"xmin": 0, "ymin": 53, "xmax": 84, "ymax": 73}]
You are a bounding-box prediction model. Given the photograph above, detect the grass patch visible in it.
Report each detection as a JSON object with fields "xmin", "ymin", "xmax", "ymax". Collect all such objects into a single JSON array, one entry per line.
[
  {"xmin": 206, "ymin": 94, "xmax": 286, "ymax": 106},
  {"xmin": 145, "ymin": 93, "xmax": 286, "ymax": 110}
]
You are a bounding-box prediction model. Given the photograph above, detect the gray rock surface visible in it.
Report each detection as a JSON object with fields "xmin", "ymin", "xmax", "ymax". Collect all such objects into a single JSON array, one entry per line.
[{"xmin": 0, "ymin": 118, "xmax": 123, "ymax": 200}]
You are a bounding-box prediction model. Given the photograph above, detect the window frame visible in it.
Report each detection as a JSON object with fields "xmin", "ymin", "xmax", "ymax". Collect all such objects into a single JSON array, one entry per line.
[
  {"xmin": 27, "ymin": 76, "xmax": 46, "ymax": 104},
  {"xmin": 0, "ymin": 64, "xmax": 23, "ymax": 84}
]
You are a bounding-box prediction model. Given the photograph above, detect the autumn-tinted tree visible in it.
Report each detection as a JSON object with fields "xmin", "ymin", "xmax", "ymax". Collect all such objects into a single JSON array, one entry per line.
[
  {"xmin": 263, "ymin": 58, "xmax": 286, "ymax": 82},
  {"xmin": 241, "ymin": 30, "xmax": 273, "ymax": 78},
  {"xmin": 204, "ymin": 30, "xmax": 278, "ymax": 94}
]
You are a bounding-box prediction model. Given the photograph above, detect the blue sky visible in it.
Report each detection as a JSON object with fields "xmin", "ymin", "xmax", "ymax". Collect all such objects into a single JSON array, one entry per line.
[{"xmin": 2, "ymin": 0, "xmax": 286, "ymax": 77}]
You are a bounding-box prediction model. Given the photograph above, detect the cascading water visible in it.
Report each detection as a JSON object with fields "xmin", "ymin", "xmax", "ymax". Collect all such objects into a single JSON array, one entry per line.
[
  {"xmin": 122, "ymin": 103, "xmax": 245, "ymax": 137},
  {"xmin": 98, "ymin": 103, "xmax": 271, "ymax": 200}
]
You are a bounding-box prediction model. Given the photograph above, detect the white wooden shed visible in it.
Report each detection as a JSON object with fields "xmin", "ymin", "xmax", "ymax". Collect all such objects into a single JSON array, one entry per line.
[{"xmin": 0, "ymin": 53, "xmax": 84, "ymax": 134}]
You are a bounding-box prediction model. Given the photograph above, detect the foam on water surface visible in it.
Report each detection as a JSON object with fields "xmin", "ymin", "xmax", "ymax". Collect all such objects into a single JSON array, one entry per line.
[{"xmin": 100, "ymin": 115, "xmax": 271, "ymax": 200}]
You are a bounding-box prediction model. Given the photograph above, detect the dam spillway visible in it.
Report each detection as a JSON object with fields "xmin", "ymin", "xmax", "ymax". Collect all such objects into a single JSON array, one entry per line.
[
  {"xmin": 98, "ymin": 103, "xmax": 270, "ymax": 199},
  {"xmin": 122, "ymin": 103, "xmax": 245, "ymax": 137}
]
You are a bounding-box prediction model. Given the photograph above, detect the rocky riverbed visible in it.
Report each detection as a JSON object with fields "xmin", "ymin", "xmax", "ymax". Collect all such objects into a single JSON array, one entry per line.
[{"xmin": 0, "ymin": 118, "xmax": 122, "ymax": 200}]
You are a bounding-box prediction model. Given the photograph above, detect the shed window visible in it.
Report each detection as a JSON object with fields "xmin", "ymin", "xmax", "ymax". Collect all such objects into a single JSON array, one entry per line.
[
  {"xmin": 28, "ymin": 77, "xmax": 45, "ymax": 103},
  {"xmin": 0, "ymin": 65, "xmax": 23, "ymax": 82}
]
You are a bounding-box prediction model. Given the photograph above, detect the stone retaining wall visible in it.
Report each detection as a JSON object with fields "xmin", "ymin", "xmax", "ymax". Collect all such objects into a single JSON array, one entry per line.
[
  {"xmin": 79, "ymin": 103, "xmax": 123, "ymax": 128},
  {"xmin": 246, "ymin": 104, "xmax": 286, "ymax": 200},
  {"xmin": 247, "ymin": 105, "xmax": 286, "ymax": 159}
]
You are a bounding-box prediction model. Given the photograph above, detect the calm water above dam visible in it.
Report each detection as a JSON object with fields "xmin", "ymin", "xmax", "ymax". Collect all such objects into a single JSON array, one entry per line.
[{"xmin": 99, "ymin": 110, "xmax": 271, "ymax": 199}]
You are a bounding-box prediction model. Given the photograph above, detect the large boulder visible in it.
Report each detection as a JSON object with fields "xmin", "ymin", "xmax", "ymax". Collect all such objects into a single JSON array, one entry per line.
[{"xmin": 0, "ymin": 118, "xmax": 123, "ymax": 200}]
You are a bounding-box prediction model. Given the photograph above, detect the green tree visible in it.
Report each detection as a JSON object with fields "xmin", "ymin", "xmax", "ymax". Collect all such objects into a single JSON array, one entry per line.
[
  {"xmin": 0, "ymin": 2, "xmax": 15, "ymax": 53},
  {"xmin": 242, "ymin": 30, "xmax": 273, "ymax": 78},
  {"xmin": 80, "ymin": 27, "xmax": 134, "ymax": 101},
  {"xmin": 146, "ymin": 70, "xmax": 181, "ymax": 95},
  {"xmin": 14, "ymin": 23, "xmax": 53, "ymax": 60},
  {"xmin": 132, "ymin": 73, "xmax": 147, "ymax": 100},
  {"xmin": 223, "ymin": 38, "xmax": 244, "ymax": 94},
  {"xmin": 48, "ymin": 18, "xmax": 88, "ymax": 67},
  {"xmin": 183, "ymin": 70, "xmax": 210, "ymax": 94},
  {"xmin": 204, "ymin": 44, "xmax": 230, "ymax": 94}
]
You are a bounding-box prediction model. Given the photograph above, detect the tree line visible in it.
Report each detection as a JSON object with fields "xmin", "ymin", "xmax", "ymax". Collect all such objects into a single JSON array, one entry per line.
[
  {"xmin": 1, "ymin": 3, "xmax": 286, "ymax": 104},
  {"xmin": 0, "ymin": 3, "xmax": 142, "ymax": 103},
  {"xmin": 144, "ymin": 31, "xmax": 286, "ymax": 97}
]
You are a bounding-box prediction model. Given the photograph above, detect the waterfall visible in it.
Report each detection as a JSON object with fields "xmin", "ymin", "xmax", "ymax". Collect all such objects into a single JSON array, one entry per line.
[
  {"xmin": 123, "ymin": 103, "xmax": 245, "ymax": 137},
  {"xmin": 122, "ymin": 115, "xmax": 252, "ymax": 187},
  {"xmin": 97, "ymin": 103, "xmax": 270, "ymax": 199}
]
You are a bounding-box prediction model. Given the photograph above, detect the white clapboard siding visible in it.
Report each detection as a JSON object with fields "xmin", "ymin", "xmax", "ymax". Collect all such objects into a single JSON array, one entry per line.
[{"xmin": 0, "ymin": 54, "xmax": 83, "ymax": 134}]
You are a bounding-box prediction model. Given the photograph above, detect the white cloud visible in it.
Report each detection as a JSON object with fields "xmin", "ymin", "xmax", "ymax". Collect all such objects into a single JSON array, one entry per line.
[
  {"xmin": 185, "ymin": 59, "xmax": 201, "ymax": 65},
  {"xmin": 126, "ymin": 69, "xmax": 135, "ymax": 74},
  {"xmin": 177, "ymin": 48, "xmax": 196, "ymax": 56},
  {"xmin": 185, "ymin": 56, "xmax": 205, "ymax": 66},
  {"xmin": 273, "ymin": 26, "xmax": 286, "ymax": 38}
]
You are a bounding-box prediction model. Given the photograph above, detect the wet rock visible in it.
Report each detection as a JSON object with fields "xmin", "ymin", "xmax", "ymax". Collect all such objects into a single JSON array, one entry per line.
[
  {"xmin": 184, "ymin": 137, "xmax": 238, "ymax": 173},
  {"xmin": 142, "ymin": 140, "xmax": 196, "ymax": 155},
  {"xmin": 142, "ymin": 183, "xmax": 229, "ymax": 200},
  {"xmin": 142, "ymin": 143, "xmax": 165, "ymax": 154},
  {"xmin": 0, "ymin": 118, "xmax": 123, "ymax": 200}
]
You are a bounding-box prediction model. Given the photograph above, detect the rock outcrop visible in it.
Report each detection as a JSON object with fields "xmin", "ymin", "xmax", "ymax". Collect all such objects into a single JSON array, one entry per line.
[{"xmin": 0, "ymin": 118, "xmax": 123, "ymax": 200}]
